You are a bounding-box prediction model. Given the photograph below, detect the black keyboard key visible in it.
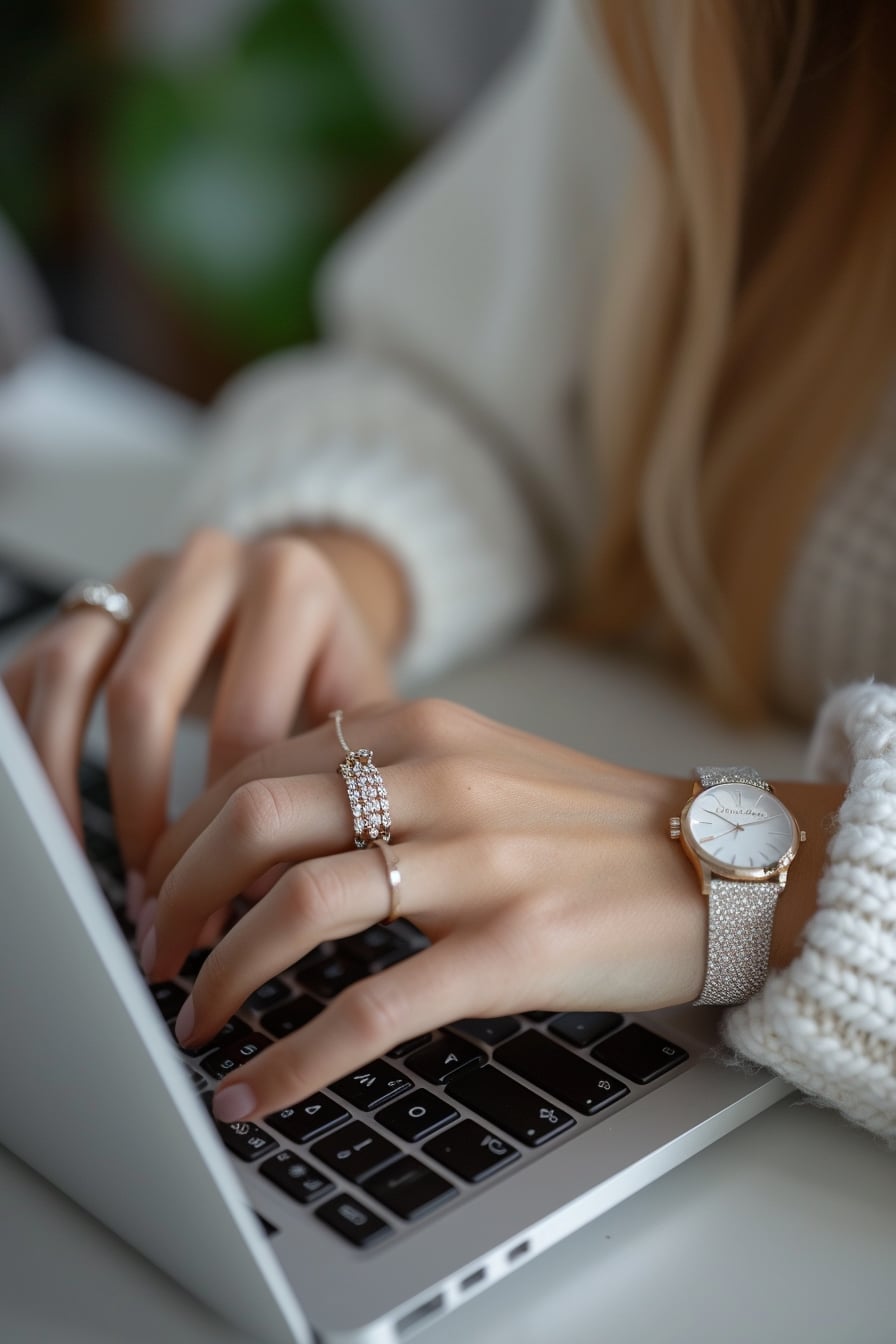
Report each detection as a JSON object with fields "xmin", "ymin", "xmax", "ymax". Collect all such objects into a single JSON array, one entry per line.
[
  {"xmin": 203, "ymin": 1097, "xmax": 277, "ymax": 1162},
  {"xmin": 85, "ymin": 831, "xmax": 124, "ymax": 882},
  {"xmin": 266, "ymin": 1093, "xmax": 349, "ymax": 1144},
  {"xmin": 340, "ymin": 924, "xmax": 414, "ymax": 972},
  {"xmin": 364, "ymin": 1156, "xmax": 457, "ymax": 1221},
  {"xmin": 549, "ymin": 1012, "xmax": 623, "ymax": 1048},
  {"xmin": 423, "ymin": 1119, "xmax": 519, "ymax": 1183},
  {"xmin": 495, "ymin": 1030, "xmax": 629, "ymax": 1115},
  {"xmin": 451, "ymin": 1016, "xmax": 521, "ymax": 1047},
  {"xmin": 260, "ymin": 1150, "xmax": 334, "ymax": 1204},
  {"xmin": 179, "ymin": 947, "xmax": 214, "ymax": 981},
  {"xmin": 246, "ymin": 977, "xmax": 291, "ymax": 1013},
  {"xmin": 311, "ymin": 1120, "xmax": 402, "ymax": 1184},
  {"xmin": 387, "ymin": 1033, "xmax": 433, "ymax": 1059},
  {"xmin": 79, "ymin": 762, "xmax": 112, "ymax": 812},
  {"xmin": 590, "ymin": 1024, "xmax": 688, "ymax": 1084},
  {"xmin": 260, "ymin": 995, "xmax": 322, "ymax": 1038},
  {"xmin": 376, "ymin": 1090, "xmax": 459, "ymax": 1142},
  {"xmin": 150, "ymin": 981, "xmax": 188, "ymax": 1022},
  {"xmin": 524, "ymin": 1011, "xmax": 555, "ymax": 1023},
  {"xmin": 288, "ymin": 944, "xmax": 333, "ymax": 977},
  {"xmin": 331, "ymin": 1060, "xmax": 412, "ymax": 1111},
  {"xmin": 315, "ymin": 1194, "xmax": 392, "ymax": 1248},
  {"xmin": 299, "ymin": 955, "xmax": 366, "ymax": 999},
  {"xmin": 446, "ymin": 1065, "xmax": 575, "ymax": 1147},
  {"xmin": 201, "ymin": 1032, "xmax": 270, "ymax": 1080},
  {"xmin": 406, "ymin": 1034, "xmax": 485, "ymax": 1085},
  {"xmin": 179, "ymin": 1016, "xmax": 251, "ymax": 1058}
]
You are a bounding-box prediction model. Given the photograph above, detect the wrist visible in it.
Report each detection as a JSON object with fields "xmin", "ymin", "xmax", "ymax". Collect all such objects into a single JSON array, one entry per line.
[{"xmin": 766, "ymin": 779, "xmax": 846, "ymax": 969}]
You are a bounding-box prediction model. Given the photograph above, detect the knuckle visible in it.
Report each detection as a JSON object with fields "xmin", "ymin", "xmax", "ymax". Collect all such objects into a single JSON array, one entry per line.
[
  {"xmin": 179, "ymin": 525, "xmax": 234, "ymax": 561},
  {"xmin": 251, "ymin": 538, "xmax": 334, "ymax": 616},
  {"xmin": 254, "ymin": 534, "xmax": 328, "ymax": 583},
  {"xmin": 342, "ymin": 979, "xmax": 405, "ymax": 1053},
  {"xmin": 476, "ymin": 832, "xmax": 525, "ymax": 892},
  {"xmin": 489, "ymin": 899, "xmax": 544, "ymax": 962},
  {"xmin": 401, "ymin": 697, "xmax": 465, "ymax": 753},
  {"xmin": 280, "ymin": 860, "xmax": 346, "ymax": 929},
  {"xmin": 225, "ymin": 777, "xmax": 288, "ymax": 846}
]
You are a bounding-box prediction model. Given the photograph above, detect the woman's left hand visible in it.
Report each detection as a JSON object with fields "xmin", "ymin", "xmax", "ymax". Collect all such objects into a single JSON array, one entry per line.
[{"xmin": 142, "ymin": 699, "xmax": 703, "ymax": 1122}]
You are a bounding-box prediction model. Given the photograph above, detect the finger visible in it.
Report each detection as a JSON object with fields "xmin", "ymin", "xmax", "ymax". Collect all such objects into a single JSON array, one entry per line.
[
  {"xmin": 25, "ymin": 618, "xmax": 124, "ymax": 832},
  {"xmin": 300, "ymin": 598, "xmax": 395, "ymax": 725},
  {"xmin": 175, "ymin": 841, "xmax": 448, "ymax": 1046},
  {"xmin": 206, "ymin": 540, "xmax": 335, "ymax": 784},
  {"xmin": 2, "ymin": 656, "xmax": 33, "ymax": 721},
  {"xmin": 145, "ymin": 698, "xmax": 445, "ymax": 894},
  {"xmin": 210, "ymin": 933, "xmax": 496, "ymax": 1121},
  {"xmin": 146, "ymin": 765, "xmax": 424, "ymax": 982},
  {"xmin": 105, "ymin": 530, "xmax": 242, "ymax": 875},
  {"xmin": 5, "ymin": 555, "xmax": 164, "ymax": 838},
  {"xmin": 243, "ymin": 863, "xmax": 288, "ymax": 901}
]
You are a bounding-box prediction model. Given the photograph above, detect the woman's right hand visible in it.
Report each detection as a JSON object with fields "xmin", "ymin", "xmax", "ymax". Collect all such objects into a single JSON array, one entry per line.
[{"xmin": 0, "ymin": 527, "xmax": 400, "ymax": 906}]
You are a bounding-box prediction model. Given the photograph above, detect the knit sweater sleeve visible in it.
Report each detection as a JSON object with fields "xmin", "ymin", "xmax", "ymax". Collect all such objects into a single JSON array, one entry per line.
[
  {"xmin": 177, "ymin": 3, "xmax": 633, "ymax": 683},
  {"xmin": 722, "ymin": 682, "xmax": 896, "ymax": 1142}
]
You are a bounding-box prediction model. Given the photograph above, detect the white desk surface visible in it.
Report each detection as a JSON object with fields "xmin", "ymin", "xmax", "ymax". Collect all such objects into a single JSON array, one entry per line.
[{"xmin": 0, "ymin": 448, "xmax": 893, "ymax": 1344}]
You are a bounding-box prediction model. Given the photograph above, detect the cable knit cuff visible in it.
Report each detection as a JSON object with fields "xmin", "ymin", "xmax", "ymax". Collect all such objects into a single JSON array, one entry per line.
[
  {"xmin": 722, "ymin": 682, "xmax": 896, "ymax": 1142},
  {"xmin": 177, "ymin": 348, "xmax": 552, "ymax": 685}
]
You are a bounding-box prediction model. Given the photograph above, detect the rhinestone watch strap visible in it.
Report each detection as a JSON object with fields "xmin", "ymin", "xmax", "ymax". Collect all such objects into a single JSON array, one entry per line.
[
  {"xmin": 692, "ymin": 766, "xmax": 779, "ymax": 1007},
  {"xmin": 694, "ymin": 765, "xmax": 769, "ymax": 790},
  {"xmin": 694, "ymin": 877, "xmax": 780, "ymax": 1005}
]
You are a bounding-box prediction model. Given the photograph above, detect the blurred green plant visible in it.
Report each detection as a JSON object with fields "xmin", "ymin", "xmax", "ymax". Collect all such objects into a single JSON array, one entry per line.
[
  {"xmin": 101, "ymin": 0, "xmax": 412, "ymax": 353},
  {"xmin": 0, "ymin": 0, "xmax": 411, "ymax": 360}
]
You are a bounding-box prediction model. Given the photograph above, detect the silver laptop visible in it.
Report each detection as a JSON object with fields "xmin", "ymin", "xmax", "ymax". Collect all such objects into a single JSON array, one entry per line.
[{"xmin": 0, "ymin": 682, "xmax": 791, "ymax": 1343}]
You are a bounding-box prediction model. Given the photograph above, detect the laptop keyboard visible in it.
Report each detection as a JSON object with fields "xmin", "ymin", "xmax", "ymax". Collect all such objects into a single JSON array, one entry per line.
[{"xmin": 80, "ymin": 761, "xmax": 690, "ymax": 1251}]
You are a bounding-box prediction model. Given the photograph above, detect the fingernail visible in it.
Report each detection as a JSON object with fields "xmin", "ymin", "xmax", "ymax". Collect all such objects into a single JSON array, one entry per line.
[
  {"xmin": 174, "ymin": 996, "xmax": 195, "ymax": 1045},
  {"xmin": 135, "ymin": 896, "xmax": 157, "ymax": 949},
  {"xmin": 125, "ymin": 871, "xmax": 145, "ymax": 923},
  {"xmin": 213, "ymin": 1083, "xmax": 255, "ymax": 1123}
]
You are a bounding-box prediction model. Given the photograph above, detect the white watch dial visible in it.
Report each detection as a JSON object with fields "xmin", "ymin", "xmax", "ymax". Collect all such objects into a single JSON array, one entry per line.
[{"xmin": 684, "ymin": 783, "xmax": 795, "ymax": 871}]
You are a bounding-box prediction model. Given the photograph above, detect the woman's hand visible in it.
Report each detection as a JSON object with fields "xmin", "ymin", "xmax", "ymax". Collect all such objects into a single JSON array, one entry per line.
[
  {"xmin": 141, "ymin": 699, "xmax": 705, "ymax": 1122},
  {"xmin": 1, "ymin": 527, "xmax": 402, "ymax": 910}
]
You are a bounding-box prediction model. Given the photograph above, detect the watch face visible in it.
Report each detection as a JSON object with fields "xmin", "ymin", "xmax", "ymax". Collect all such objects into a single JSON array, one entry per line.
[{"xmin": 682, "ymin": 783, "xmax": 797, "ymax": 874}]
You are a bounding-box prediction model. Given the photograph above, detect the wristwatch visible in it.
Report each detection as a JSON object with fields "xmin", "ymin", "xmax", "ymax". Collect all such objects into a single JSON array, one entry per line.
[{"xmin": 670, "ymin": 766, "xmax": 805, "ymax": 1005}]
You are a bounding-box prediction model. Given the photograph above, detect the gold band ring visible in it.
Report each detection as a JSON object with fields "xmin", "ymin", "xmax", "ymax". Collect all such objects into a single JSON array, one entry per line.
[{"xmin": 373, "ymin": 838, "xmax": 401, "ymax": 924}]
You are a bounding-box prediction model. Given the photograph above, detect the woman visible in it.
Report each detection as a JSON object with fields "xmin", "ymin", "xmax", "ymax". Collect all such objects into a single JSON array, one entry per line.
[{"xmin": 4, "ymin": 2, "xmax": 894, "ymax": 1139}]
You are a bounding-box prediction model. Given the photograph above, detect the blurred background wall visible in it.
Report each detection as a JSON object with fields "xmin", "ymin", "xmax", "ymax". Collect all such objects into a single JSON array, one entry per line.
[{"xmin": 0, "ymin": 0, "xmax": 535, "ymax": 401}]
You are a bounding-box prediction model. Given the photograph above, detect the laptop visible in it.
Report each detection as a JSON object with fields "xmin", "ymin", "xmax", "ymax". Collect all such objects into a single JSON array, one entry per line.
[{"xmin": 0, "ymin": 681, "xmax": 792, "ymax": 1343}]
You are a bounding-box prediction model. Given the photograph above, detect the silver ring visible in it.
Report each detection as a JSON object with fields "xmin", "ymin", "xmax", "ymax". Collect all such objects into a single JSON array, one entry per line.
[
  {"xmin": 59, "ymin": 580, "xmax": 133, "ymax": 627},
  {"xmin": 373, "ymin": 838, "xmax": 401, "ymax": 924}
]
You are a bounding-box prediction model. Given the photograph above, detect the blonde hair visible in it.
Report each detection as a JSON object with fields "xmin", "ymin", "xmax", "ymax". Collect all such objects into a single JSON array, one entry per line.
[{"xmin": 581, "ymin": 0, "xmax": 896, "ymax": 715}]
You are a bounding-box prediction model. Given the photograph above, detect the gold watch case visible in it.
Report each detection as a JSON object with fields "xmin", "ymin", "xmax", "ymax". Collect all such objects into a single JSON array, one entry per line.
[{"xmin": 669, "ymin": 781, "xmax": 805, "ymax": 895}]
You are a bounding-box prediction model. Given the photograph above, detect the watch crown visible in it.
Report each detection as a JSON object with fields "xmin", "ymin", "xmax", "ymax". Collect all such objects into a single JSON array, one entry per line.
[
  {"xmin": 800, "ymin": 830, "xmax": 806, "ymax": 843},
  {"xmin": 669, "ymin": 817, "xmax": 681, "ymax": 839}
]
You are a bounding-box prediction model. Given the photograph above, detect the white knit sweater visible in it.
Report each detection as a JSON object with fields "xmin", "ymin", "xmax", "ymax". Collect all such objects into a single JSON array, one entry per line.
[{"xmin": 181, "ymin": 4, "xmax": 896, "ymax": 1140}]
